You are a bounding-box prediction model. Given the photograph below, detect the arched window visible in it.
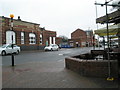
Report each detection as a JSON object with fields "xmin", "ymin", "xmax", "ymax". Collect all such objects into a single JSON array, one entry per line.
[
  {"xmin": 6, "ymin": 31, "xmax": 16, "ymax": 44},
  {"xmin": 29, "ymin": 33, "xmax": 36, "ymax": 44},
  {"xmin": 40, "ymin": 34, "xmax": 42, "ymax": 44}
]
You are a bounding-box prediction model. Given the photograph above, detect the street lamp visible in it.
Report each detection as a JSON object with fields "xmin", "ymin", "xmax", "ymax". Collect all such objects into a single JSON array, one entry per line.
[{"xmin": 10, "ymin": 14, "xmax": 15, "ymax": 66}]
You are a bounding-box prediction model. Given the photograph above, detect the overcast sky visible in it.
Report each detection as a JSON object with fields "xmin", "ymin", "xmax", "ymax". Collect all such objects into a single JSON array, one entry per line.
[{"xmin": 0, "ymin": 0, "xmax": 115, "ymax": 38}]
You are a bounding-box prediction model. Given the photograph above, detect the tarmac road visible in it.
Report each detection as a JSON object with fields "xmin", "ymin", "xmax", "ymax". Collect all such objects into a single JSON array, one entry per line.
[{"xmin": 2, "ymin": 47, "xmax": 93, "ymax": 66}]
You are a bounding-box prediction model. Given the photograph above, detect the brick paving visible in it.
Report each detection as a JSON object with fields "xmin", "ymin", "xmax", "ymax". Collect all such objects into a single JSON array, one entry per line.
[{"xmin": 2, "ymin": 60, "xmax": 118, "ymax": 88}]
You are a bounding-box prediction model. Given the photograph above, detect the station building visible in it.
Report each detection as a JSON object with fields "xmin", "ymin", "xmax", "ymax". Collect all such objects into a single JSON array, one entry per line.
[{"xmin": 0, "ymin": 16, "xmax": 56, "ymax": 51}]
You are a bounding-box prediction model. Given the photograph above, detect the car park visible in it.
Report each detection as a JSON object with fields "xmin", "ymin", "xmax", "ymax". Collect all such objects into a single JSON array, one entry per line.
[
  {"xmin": 0, "ymin": 44, "xmax": 21, "ymax": 56},
  {"xmin": 44, "ymin": 44, "xmax": 59, "ymax": 51}
]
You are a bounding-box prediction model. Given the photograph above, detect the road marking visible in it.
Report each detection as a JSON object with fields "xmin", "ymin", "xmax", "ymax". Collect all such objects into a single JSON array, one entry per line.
[
  {"xmin": 59, "ymin": 54, "xmax": 63, "ymax": 55},
  {"xmin": 57, "ymin": 60, "xmax": 63, "ymax": 62},
  {"xmin": 66, "ymin": 49, "xmax": 71, "ymax": 50}
]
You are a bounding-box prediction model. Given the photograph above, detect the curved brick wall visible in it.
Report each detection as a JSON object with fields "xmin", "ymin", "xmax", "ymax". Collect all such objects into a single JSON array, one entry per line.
[{"xmin": 65, "ymin": 57, "xmax": 118, "ymax": 78}]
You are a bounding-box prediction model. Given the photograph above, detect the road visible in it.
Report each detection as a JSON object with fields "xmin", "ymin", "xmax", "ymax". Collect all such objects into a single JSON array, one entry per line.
[{"xmin": 2, "ymin": 47, "xmax": 94, "ymax": 66}]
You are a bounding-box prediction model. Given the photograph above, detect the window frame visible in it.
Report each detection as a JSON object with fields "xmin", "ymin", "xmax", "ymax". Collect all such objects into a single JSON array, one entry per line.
[
  {"xmin": 29, "ymin": 33, "xmax": 36, "ymax": 44},
  {"xmin": 21, "ymin": 32, "xmax": 24, "ymax": 44}
]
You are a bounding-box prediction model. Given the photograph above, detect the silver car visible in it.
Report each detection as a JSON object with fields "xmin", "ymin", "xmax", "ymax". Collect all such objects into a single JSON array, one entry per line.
[
  {"xmin": 0, "ymin": 44, "xmax": 21, "ymax": 56},
  {"xmin": 44, "ymin": 44, "xmax": 59, "ymax": 51}
]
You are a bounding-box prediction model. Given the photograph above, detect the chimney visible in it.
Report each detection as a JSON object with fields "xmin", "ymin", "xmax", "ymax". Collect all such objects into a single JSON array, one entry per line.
[{"xmin": 18, "ymin": 16, "xmax": 21, "ymax": 21}]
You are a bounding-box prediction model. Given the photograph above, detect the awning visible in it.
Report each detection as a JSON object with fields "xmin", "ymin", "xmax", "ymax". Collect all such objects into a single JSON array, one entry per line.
[
  {"xmin": 94, "ymin": 24, "xmax": 120, "ymax": 37},
  {"xmin": 96, "ymin": 10, "xmax": 120, "ymax": 24}
]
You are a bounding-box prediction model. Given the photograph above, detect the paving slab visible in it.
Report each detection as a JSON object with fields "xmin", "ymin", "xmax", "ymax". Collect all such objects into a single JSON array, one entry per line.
[{"xmin": 2, "ymin": 60, "xmax": 119, "ymax": 88}]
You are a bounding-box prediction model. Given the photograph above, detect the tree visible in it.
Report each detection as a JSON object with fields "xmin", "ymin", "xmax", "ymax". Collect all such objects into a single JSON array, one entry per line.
[{"xmin": 59, "ymin": 35, "xmax": 68, "ymax": 42}]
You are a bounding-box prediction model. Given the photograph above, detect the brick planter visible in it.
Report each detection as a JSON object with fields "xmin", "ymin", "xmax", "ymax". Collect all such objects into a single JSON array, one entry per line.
[{"xmin": 65, "ymin": 57, "xmax": 118, "ymax": 78}]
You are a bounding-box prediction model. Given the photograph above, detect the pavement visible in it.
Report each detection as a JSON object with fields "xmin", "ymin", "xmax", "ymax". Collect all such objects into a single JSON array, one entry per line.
[{"xmin": 2, "ymin": 59, "xmax": 119, "ymax": 89}]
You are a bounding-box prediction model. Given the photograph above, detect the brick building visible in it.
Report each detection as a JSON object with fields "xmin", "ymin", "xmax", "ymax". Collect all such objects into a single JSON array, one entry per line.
[
  {"xmin": 55, "ymin": 37, "xmax": 63, "ymax": 46},
  {"xmin": 0, "ymin": 16, "xmax": 56, "ymax": 51},
  {"xmin": 68, "ymin": 28, "xmax": 94, "ymax": 47},
  {"xmin": 41, "ymin": 28, "xmax": 56, "ymax": 46}
]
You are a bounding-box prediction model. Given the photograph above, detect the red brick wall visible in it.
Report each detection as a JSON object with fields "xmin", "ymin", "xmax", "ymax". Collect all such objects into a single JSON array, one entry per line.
[
  {"xmin": 65, "ymin": 57, "xmax": 118, "ymax": 78},
  {"xmin": 42, "ymin": 30, "xmax": 56, "ymax": 45},
  {"xmin": 56, "ymin": 37, "xmax": 62, "ymax": 45},
  {"xmin": 69, "ymin": 29, "xmax": 87, "ymax": 47},
  {"xmin": 71, "ymin": 29, "xmax": 87, "ymax": 40}
]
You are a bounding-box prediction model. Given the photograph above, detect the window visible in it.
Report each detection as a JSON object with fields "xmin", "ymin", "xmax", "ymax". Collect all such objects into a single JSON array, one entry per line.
[
  {"xmin": 21, "ymin": 32, "xmax": 24, "ymax": 44},
  {"xmin": 7, "ymin": 45, "xmax": 12, "ymax": 48},
  {"xmin": 29, "ymin": 33, "xmax": 36, "ymax": 44},
  {"xmin": 70, "ymin": 43, "xmax": 73, "ymax": 47},
  {"xmin": 40, "ymin": 34, "xmax": 42, "ymax": 44}
]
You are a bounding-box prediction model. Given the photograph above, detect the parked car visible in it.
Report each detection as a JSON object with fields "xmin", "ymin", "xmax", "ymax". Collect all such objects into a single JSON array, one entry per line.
[
  {"xmin": 44, "ymin": 44, "xmax": 59, "ymax": 51},
  {"xmin": 0, "ymin": 44, "xmax": 21, "ymax": 56}
]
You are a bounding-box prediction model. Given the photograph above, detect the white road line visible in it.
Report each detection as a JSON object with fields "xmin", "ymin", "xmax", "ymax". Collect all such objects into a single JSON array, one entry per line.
[
  {"xmin": 59, "ymin": 54, "xmax": 63, "ymax": 55},
  {"xmin": 57, "ymin": 60, "xmax": 63, "ymax": 62}
]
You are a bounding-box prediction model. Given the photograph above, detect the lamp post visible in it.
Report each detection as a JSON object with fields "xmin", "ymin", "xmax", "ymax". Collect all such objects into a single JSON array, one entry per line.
[
  {"xmin": 105, "ymin": 0, "xmax": 112, "ymax": 81},
  {"xmin": 10, "ymin": 14, "xmax": 15, "ymax": 66},
  {"xmin": 95, "ymin": 0, "xmax": 114, "ymax": 81}
]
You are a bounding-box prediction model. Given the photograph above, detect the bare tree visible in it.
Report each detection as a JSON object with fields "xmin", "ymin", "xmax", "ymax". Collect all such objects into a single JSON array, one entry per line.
[{"xmin": 59, "ymin": 35, "xmax": 68, "ymax": 42}]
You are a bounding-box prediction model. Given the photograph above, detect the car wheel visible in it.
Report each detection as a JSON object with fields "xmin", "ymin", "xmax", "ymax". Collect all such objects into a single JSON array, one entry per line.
[
  {"xmin": 16, "ymin": 50, "xmax": 19, "ymax": 55},
  {"xmin": 51, "ymin": 48, "xmax": 53, "ymax": 51},
  {"xmin": 1, "ymin": 51, "xmax": 6, "ymax": 56}
]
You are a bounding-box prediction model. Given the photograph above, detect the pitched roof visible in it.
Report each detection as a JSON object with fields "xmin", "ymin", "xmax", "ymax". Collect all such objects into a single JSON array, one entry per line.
[
  {"xmin": 0, "ymin": 16, "xmax": 40, "ymax": 25},
  {"xmin": 71, "ymin": 28, "xmax": 84, "ymax": 34}
]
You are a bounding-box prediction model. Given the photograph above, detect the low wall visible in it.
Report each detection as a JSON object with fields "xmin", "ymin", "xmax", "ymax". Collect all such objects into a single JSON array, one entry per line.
[{"xmin": 65, "ymin": 57, "xmax": 118, "ymax": 78}]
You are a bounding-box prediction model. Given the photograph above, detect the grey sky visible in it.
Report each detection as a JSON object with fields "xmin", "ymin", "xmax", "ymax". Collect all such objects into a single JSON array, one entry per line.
[{"xmin": 0, "ymin": 0, "xmax": 114, "ymax": 38}]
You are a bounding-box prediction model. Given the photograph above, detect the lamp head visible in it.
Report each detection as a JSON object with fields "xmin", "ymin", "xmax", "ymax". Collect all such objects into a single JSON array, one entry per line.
[{"xmin": 10, "ymin": 14, "xmax": 14, "ymax": 18}]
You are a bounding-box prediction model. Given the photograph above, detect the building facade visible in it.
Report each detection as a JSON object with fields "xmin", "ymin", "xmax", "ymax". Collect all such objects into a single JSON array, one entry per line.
[
  {"xmin": 68, "ymin": 29, "xmax": 94, "ymax": 47},
  {"xmin": 0, "ymin": 16, "xmax": 56, "ymax": 51},
  {"xmin": 41, "ymin": 28, "xmax": 56, "ymax": 46},
  {"xmin": 85, "ymin": 30, "xmax": 94, "ymax": 47},
  {"xmin": 55, "ymin": 37, "xmax": 63, "ymax": 46}
]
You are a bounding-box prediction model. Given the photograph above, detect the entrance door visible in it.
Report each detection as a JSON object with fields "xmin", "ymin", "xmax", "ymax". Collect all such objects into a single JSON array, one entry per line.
[{"xmin": 6, "ymin": 31, "xmax": 16, "ymax": 44}]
